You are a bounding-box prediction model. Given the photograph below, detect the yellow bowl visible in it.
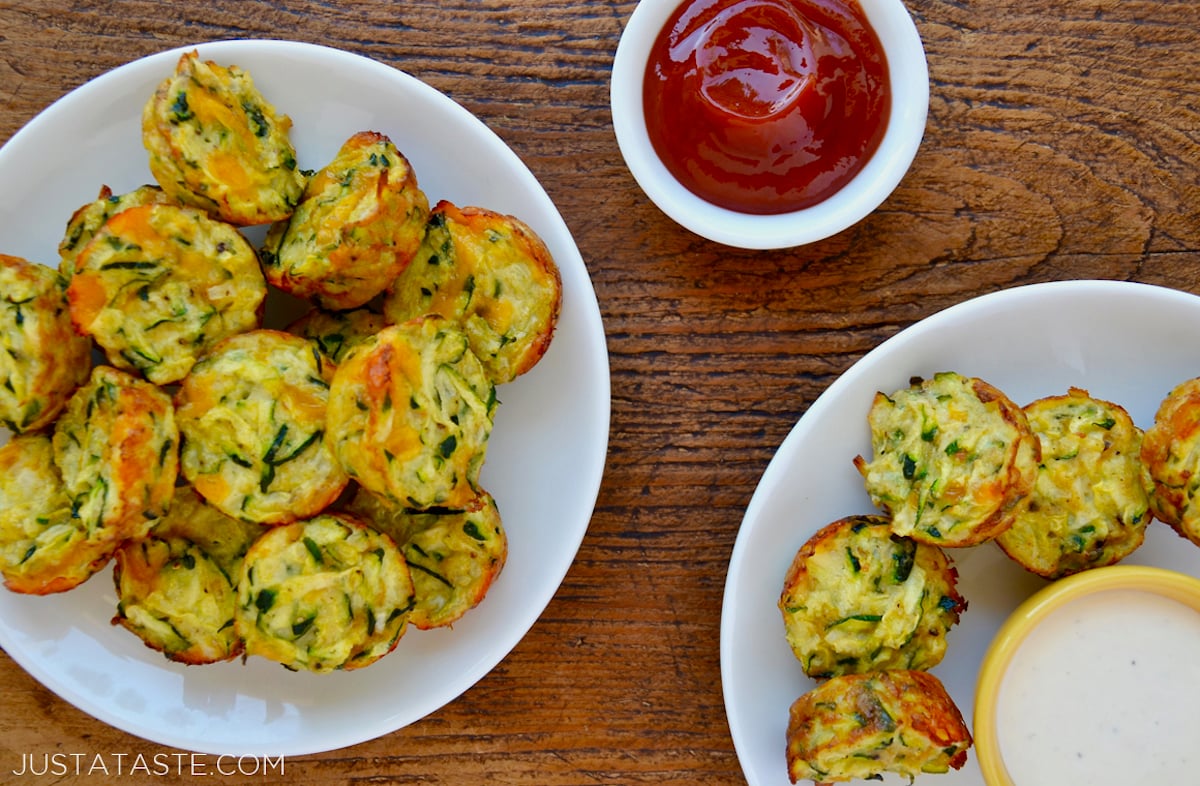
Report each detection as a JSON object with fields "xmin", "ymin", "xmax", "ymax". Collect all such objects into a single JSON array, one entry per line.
[{"xmin": 974, "ymin": 564, "xmax": 1200, "ymax": 786}]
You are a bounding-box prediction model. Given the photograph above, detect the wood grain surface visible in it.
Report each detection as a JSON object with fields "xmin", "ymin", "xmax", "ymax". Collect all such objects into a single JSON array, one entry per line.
[{"xmin": 1, "ymin": 1, "xmax": 1198, "ymax": 784}]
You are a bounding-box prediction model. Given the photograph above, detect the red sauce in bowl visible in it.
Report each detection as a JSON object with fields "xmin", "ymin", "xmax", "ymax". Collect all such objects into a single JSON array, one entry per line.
[{"xmin": 643, "ymin": 0, "xmax": 891, "ymax": 215}]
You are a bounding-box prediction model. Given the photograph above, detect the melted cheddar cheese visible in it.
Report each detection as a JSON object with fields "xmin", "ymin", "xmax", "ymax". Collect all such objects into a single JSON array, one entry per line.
[
  {"xmin": 326, "ymin": 316, "xmax": 496, "ymax": 510},
  {"xmin": 174, "ymin": 329, "xmax": 347, "ymax": 525},
  {"xmin": 382, "ymin": 201, "xmax": 561, "ymax": 384},
  {"xmin": 0, "ymin": 254, "xmax": 92, "ymax": 433},
  {"xmin": 261, "ymin": 131, "xmax": 429, "ymax": 310},
  {"xmin": 236, "ymin": 514, "xmax": 414, "ymax": 672},
  {"xmin": 67, "ymin": 203, "xmax": 266, "ymax": 385},
  {"xmin": 141, "ymin": 50, "xmax": 305, "ymax": 226}
]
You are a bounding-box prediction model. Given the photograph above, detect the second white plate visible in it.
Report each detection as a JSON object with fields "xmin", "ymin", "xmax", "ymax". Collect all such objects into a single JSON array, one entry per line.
[{"xmin": 721, "ymin": 280, "xmax": 1200, "ymax": 786}]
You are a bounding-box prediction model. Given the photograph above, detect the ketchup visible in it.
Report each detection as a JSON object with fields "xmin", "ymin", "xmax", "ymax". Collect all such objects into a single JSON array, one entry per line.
[{"xmin": 643, "ymin": 0, "xmax": 891, "ymax": 215}]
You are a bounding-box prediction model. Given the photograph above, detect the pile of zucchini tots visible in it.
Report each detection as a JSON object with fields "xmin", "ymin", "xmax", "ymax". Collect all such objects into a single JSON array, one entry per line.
[
  {"xmin": 778, "ymin": 370, "xmax": 1200, "ymax": 783},
  {"xmin": 0, "ymin": 50, "xmax": 562, "ymax": 673}
]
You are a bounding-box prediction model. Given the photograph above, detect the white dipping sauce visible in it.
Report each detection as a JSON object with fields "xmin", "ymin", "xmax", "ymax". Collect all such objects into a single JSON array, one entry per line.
[{"xmin": 996, "ymin": 589, "xmax": 1200, "ymax": 786}]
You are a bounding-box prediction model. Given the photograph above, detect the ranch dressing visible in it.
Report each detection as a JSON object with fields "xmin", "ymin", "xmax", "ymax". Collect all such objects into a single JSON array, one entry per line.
[{"xmin": 996, "ymin": 589, "xmax": 1200, "ymax": 786}]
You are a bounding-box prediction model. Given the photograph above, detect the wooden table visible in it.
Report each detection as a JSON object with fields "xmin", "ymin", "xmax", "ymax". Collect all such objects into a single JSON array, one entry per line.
[{"xmin": 1, "ymin": 1, "xmax": 1197, "ymax": 784}]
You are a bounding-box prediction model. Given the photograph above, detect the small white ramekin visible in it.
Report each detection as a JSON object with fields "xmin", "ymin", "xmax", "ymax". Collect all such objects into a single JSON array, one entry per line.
[{"xmin": 611, "ymin": 0, "xmax": 929, "ymax": 250}]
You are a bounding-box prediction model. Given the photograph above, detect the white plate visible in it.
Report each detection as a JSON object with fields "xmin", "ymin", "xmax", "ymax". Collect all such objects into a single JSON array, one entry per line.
[
  {"xmin": 721, "ymin": 280, "xmax": 1200, "ymax": 786},
  {"xmin": 0, "ymin": 40, "xmax": 610, "ymax": 756}
]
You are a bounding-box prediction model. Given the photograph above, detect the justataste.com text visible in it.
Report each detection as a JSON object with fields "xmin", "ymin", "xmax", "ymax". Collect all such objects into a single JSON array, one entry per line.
[{"xmin": 11, "ymin": 751, "xmax": 284, "ymax": 777}]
